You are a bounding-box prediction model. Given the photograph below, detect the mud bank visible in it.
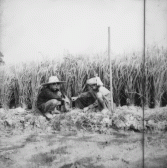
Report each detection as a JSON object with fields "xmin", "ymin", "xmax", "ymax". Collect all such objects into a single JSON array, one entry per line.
[{"xmin": 0, "ymin": 106, "xmax": 167, "ymax": 167}]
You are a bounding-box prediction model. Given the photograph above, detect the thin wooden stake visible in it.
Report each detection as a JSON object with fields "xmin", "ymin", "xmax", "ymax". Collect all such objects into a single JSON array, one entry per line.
[
  {"xmin": 142, "ymin": 0, "xmax": 146, "ymax": 167},
  {"xmin": 108, "ymin": 27, "xmax": 114, "ymax": 113}
]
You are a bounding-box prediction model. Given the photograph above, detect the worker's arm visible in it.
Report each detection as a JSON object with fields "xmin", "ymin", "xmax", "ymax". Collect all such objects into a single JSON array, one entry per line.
[
  {"xmin": 43, "ymin": 88, "xmax": 63, "ymax": 101},
  {"xmin": 71, "ymin": 91, "xmax": 92, "ymax": 101}
]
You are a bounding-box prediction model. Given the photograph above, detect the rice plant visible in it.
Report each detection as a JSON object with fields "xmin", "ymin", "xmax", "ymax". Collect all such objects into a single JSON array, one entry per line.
[{"xmin": 0, "ymin": 46, "xmax": 167, "ymax": 110}]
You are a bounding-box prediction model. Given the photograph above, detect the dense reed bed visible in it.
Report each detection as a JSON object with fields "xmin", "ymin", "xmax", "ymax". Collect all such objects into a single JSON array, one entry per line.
[{"xmin": 0, "ymin": 46, "xmax": 167, "ymax": 110}]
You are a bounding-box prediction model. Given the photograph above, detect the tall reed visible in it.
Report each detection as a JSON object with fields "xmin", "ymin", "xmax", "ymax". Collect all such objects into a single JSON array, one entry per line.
[{"xmin": 0, "ymin": 46, "xmax": 167, "ymax": 109}]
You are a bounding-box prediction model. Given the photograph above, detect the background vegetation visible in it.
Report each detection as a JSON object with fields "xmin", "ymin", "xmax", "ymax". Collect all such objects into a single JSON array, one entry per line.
[{"xmin": 0, "ymin": 46, "xmax": 167, "ymax": 110}]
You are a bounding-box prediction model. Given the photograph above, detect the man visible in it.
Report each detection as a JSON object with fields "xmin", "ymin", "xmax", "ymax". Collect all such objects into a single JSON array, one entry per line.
[
  {"xmin": 37, "ymin": 76, "xmax": 70, "ymax": 119},
  {"xmin": 72, "ymin": 76, "xmax": 114, "ymax": 113}
]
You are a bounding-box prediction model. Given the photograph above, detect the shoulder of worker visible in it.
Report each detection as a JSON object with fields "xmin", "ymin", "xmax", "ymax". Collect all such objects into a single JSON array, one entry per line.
[
  {"xmin": 99, "ymin": 86, "xmax": 110, "ymax": 95},
  {"xmin": 40, "ymin": 87, "xmax": 59, "ymax": 95},
  {"xmin": 40, "ymin": 87, "xmax": 51, "ymax": 93}
]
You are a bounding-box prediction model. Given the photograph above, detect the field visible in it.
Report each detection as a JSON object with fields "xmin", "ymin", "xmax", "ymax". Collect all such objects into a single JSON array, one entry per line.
[
  {"xmin": 0, "ymin": 106, "xmax": 167, "ymax": 168},
  {"xmin": 0, "ymin": 46, "xmax": 167, "ymax": 109},
  {"xmin": 0, "ymin": 46, "xmax": 167, "ymax": 167}
]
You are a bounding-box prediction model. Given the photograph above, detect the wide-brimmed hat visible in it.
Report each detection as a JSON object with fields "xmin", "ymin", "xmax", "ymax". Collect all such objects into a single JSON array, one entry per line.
[
  {"xmin": 42, "ymin": 76, "xmax": 66, "ymax": 86},
  {"xmin": 86, "ymin": 76, "xmax": 103, "ymax": 86}
]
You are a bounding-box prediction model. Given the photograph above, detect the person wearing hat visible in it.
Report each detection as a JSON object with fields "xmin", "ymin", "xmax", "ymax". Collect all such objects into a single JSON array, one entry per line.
[
  {"xmin": 37, "ymin": 76, "xmax": 70, "ymax": 119},
  {"xmin": 72, "ymin": 76, "xmax": 114, "ymax": 113}
]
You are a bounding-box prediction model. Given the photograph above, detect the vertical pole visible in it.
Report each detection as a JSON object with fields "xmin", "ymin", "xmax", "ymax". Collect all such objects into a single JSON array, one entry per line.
[
  {"xmin": 108, "ymin": 27, "xmax": 114, "ymax": 113},
  {"xmin": 142, "ymin": 0, "xmax": 146, "ymax": 167}
]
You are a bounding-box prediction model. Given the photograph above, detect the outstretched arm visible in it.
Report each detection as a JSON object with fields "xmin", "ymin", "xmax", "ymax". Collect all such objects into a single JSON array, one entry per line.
[{"xmin": 71, "ymin": 91, "xmax": 92, "ymax": 101}]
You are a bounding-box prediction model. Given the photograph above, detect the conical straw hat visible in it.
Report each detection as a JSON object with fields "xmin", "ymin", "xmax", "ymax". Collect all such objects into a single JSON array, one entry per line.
[{"xmin": 42, "ymin": 76, "xmax": 66, "ymax": 86}]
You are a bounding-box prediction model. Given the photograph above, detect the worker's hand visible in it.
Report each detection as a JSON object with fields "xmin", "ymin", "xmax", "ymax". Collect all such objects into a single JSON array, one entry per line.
[
  {"xmin": 71, "ymin": 97, "xmax": 78, "ymax": 101},
  {"xmin": 57, "ymin": 91, "xmax": 62, "ymax": 97},
  {"xmin": 101, "ymin": 108, "xmax": 110, "ymax": 115},
  {"xmin": 57, "ymin": 100, "xmax": 62, "ymax": 105},
  {"xmin": 83, "ymin": 107, "xmax": 89, "ymax": 112}
]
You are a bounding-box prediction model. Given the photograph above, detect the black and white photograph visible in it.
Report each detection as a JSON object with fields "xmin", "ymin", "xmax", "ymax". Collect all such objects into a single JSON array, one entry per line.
[{"xmin": 0, "ymin": 0, "xmax": 167, "ymax": 167}]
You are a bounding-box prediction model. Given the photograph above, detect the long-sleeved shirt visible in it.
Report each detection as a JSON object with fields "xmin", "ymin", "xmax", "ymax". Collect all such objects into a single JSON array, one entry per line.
[
  {"xmin": 74, "ymin": 86, "xmax": 111, "ymax": 109},
  {"xmin": 75, "ymin": 91, "xmax": 96, "ymax": 109},
  {"xmin": 37, "ymin": 87, "xmax": 63, "ymax": 108}
]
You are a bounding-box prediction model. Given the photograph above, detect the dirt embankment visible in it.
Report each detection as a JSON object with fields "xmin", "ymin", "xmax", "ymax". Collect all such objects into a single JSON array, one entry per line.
[
  {"xmin": 1, "ymin": 105, "xmax": 167, "ymax": 133},
  {"xmin": 0, "ymin": 106, "xmax": 167, "ymax": 168}
]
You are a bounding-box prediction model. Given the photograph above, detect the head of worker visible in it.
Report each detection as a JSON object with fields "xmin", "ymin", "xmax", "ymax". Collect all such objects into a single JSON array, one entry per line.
[
  {"xmin": 86, "ymin": 76, "xmax": 103, "ymax": 92},
  {"xmin": 42, "ymin": 76, "xmax": 65, "ymax": 91}
]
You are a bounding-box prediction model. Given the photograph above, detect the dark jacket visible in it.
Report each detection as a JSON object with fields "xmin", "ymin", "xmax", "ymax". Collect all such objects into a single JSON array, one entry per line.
[
  {"xmin": 75, "ymin": 91, "xmax": 96, "ymax": 109},
  {"xmin": 37, "ymin": 87, "xmax": 64, "ymax": 109}
]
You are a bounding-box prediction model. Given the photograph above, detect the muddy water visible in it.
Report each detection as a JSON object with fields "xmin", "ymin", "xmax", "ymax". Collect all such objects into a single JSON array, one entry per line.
[{"xmin": 0, "ymin": 128, "xmax": 167, "ymax": 168}]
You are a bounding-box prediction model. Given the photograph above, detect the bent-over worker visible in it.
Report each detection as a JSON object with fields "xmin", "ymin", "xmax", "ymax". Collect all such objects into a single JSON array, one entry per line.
[
  {"xmin": 72, "ymin": 76, "xmax": 113, "ymax": 113},
  {"xmin": 37, "ymin": 76, "xmax": 69, "ymax": 119}
]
